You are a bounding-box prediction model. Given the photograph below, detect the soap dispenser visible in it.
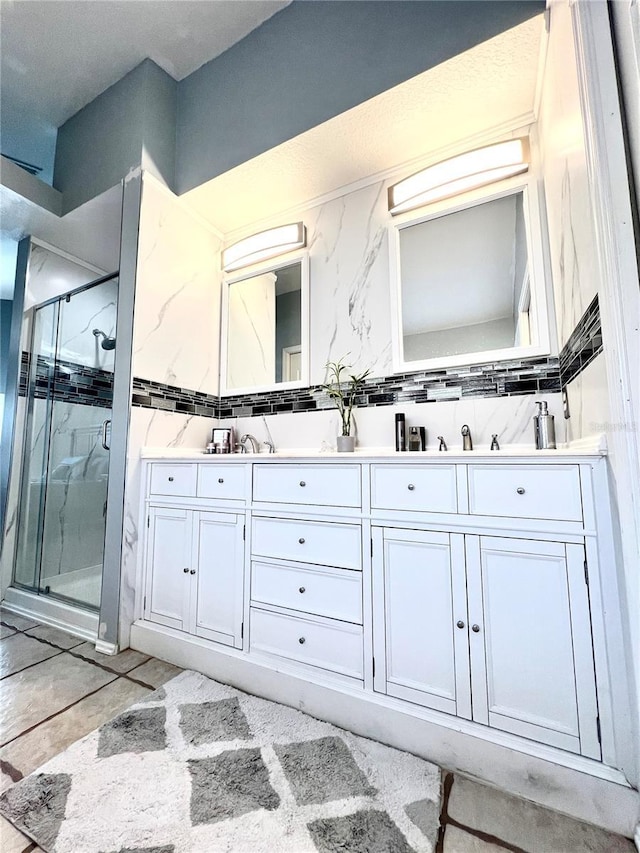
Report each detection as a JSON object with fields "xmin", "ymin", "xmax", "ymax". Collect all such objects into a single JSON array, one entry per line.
[{"xmin": 533, "ymin": 401, "xmax": 556, "ymax": 449}]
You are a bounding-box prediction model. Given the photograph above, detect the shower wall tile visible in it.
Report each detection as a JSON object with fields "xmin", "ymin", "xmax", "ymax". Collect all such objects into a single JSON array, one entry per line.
[
  {"xmin": 24, "ymin": 243, "xmax": 103, "ymax": 311},
  {"xmin": 0, "ymin": 399, "xmax": 27, "ymax": 598},
  {"xmin": 19, "ymin": 353, "xmax": 114, "ymax": 409},
  {"xmin": 132, "ymin": 175, "xmax": 222, "ymax": 396}
]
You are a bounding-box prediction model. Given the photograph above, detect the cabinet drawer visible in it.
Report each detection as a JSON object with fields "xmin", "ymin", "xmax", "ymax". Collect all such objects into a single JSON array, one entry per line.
[
  {"xmin": 251, "ymin": 560, "xmax": 362, "ymax": 623},
  {"xmin": 371, "ymin": 464, "xmax": 457, "ymax": 513},
  {"xmin": 468, "ymin": 465, "xmax": 582, "ymax": 522},
  {"xmin": 250, "ymin": 607, "xmax": 363, "ymax": 678},
  {"xmin": 149, "ymin": 463, "xmax": 197, "ymax": 497},
  {"xmin": 252, "ymin": 517, "xmax": 362, "ymax": 570},
  {"xmin": 253, "ymin": 464, "xmax": 361, "ymax": 508},
  {"xmin": 198, "ymin": 464, "xmax": 246, "ymax": 501}
]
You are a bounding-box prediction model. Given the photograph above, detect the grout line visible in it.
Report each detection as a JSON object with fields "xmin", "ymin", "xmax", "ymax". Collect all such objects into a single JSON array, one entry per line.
[
  {"xmin": 435, "ymin": 772, "xmax": 529, "ymax": 853},
  {"xmin": 0, "ymin": 649, "xmax": 65, "ymax": 681},
  {"xmin": 0, "ymin": 677, "xmax": 125, "ymax": 749}
]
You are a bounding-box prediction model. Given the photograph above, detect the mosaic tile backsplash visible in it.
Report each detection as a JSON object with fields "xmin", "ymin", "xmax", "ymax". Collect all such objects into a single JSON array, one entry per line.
[
  {"xmin": 131, "ymin": 356, "xmax": 561, "ymax": 419},
  {"xmin": 19, "ymin": 352, "xmax": 114, "ymax": 409},
  {"xmin": 559, "ymin": 295, "xmax": 602, "ymax": 387}
]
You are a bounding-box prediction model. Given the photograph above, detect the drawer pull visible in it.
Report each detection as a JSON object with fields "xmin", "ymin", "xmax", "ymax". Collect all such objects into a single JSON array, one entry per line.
[
  {"xmin": 183, "ymin": 567, "xmax": 189, "ymax": 574},
  {"xmin": 190, "ymin": 569, "xmax": 196, "ymax": 575},
  {"xmin": 299, "ymin": 480, "xmax": 306, "ymax": 487},
  {"xmin": 298, "ymin": 637, "xmax": 306, "ymax": 644},
  {"xmin": 472, "ymin": 624, "xmax": 480, "ymax": 633},
  {"xmin": 407, "ymin": 483, "xmax": 415, "ymax": 491},
  {"xmin": 298, "ymin": 537, "xmax": 306, "ymax": 544},
  {"xmin": 218, "ymin": 478, "xmax": 224, "ymax": 484},
  {"xmin": 299, "ymin": 586, "xmax": 306, "ymax": 594},
  {"xmin": 168, "ymin": 476, "xmax": 174, "ymax": 482},
  {"xmin": 516, "ymin": 487, "xmax": 525, "ymax": 495},
  {"xmin": 456, "ymin": 620, "xmax": 465, "ymax": 629}
]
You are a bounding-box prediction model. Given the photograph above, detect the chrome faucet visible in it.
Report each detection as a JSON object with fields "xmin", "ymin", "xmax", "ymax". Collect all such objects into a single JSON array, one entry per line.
[
  {"xmin": 239, "ymin": 434, "xmax": 260, "ymax": 453},
  {"xmin": 461, "ymin": 424, "xmax": 473, "ymax": 451},
  {"xmin": 263, "ymin": 441, "xmax": 276, "ymax": 454},
  {"xmin": 437, "ymin": 435, "xmax": 447, "ymax": 451}
]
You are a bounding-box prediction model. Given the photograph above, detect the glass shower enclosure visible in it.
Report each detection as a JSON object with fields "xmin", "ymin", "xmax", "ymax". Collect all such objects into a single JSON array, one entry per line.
[{"xmin": 13, "ymin": 274, "xmax": 118, "ymax": 612}]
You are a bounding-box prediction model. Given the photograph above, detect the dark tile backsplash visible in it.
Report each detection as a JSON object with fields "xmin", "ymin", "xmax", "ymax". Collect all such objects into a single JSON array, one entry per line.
[
  {"xmin": 131, "ymin": 355, "xmax": 561, "ymax": 419},
  {"xmin": 559, "ymin": 296, "xmax": 603, "ymax": 387},
  {"xmin": 19, "ymin": 352, "xmax": 114, "ymax": 409}
]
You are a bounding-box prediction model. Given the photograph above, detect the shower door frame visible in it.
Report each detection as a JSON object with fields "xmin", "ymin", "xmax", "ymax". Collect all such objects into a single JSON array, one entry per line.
[{"xmin": 12, "ymin": 271, "xmax": 120, "ymax": 611}]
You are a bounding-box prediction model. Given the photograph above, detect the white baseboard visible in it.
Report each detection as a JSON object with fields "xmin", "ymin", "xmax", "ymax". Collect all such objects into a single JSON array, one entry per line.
[
  {"xmin": 130, "ymin": 619, "xmax": 639, "ymax": 839},
  {"xmin": 94, "ymin": 639, "xmax": 119, "ymax": 655}
]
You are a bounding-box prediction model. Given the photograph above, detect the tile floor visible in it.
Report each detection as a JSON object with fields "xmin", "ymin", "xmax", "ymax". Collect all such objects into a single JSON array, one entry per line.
[{"xmin": 0, "ymin": 606, "xmax": 635, "ymax": 853}]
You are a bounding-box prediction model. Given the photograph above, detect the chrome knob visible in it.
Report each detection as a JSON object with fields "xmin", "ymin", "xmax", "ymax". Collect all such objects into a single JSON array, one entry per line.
[
  {"xmin": 183, "ymin": 567, "xmax": 189, "ymax": 573},
  {"xmin": 298, "ymin": 637, "xmax": 306, "ymax": 644},
  {"xmin": 407, "ymin": 484, "xmax": 415, "ymax": 491},
  {"xmin": 190, "ymin": 569, "xmax": 196, "ymax": 575},
  {"xmin": 299, "ymin": 586, "xmax": 306, "ymax": 594},
  {"xmin": 299, "ymin": 480, "xmax": 306, "ymax": 487},
  {"xmin": 456, "ymin": 620, "xmax": 465, "ymax": 629},
  {"xmin": 168, "ymin": 476, "xmax": 174, "ymax": 482},
  {"xmin": 298, "ymin": 537, "xmax": 305, "ymax": 544},
  {"xmin": 516, "ymin": 487, "xmax": 525, "ymax": 495},
  {"xmin": 472, "ymin": 624, "xmax": 480, "ymax": 633},
  {"xmin": 218, "ymin": 478, "xmax": 224, "ymax": 484}
]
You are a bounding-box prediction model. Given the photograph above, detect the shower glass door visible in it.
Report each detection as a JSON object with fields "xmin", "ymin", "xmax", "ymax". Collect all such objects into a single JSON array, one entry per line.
[{"xmin": 13, "ymin": 275, "xmax": 118, "ymax": 611}]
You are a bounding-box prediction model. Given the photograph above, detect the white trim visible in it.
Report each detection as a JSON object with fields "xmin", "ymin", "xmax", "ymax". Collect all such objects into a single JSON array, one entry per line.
[
  {"xmin": 388, "ymin": 175, "xmax": 552, "ymax": 375},
  {"xmin": 94, "ymin": 639, "xmax": 119, "ymax": 655},
  {"xmin": 571, "ymin": 0, "xmax": 640, "ymax": 784}
]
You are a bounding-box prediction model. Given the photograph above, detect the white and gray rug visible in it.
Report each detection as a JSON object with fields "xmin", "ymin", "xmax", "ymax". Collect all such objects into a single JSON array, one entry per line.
[{"xmin": 0, "ymin": 670, "xmax": 441, "ymax": 853}]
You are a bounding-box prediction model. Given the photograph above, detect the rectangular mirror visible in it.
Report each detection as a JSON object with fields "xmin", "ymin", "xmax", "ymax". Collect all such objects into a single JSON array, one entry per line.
[
  {"xmin": 220, "ymin": 254, "xmax": 309, "ymax": 395},
  {"xmin": 390, "ymin": 182, "xmax": 550, "ymax": 371}
]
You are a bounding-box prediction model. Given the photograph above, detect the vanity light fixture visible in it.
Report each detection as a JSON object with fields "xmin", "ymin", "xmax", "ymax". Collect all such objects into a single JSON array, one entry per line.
[
  {"xmin": 222, "ymin": 222, "xmax": 306, "ymax": 272},
  {"xmin": 388, "ymin": 138, "xmax": 529, "ymax": 215}
]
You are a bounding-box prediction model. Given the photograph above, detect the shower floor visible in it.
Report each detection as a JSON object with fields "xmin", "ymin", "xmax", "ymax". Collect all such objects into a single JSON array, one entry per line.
[{"xmin": 42, "ymin": 565, "xmax": 102, "ymax": 610}]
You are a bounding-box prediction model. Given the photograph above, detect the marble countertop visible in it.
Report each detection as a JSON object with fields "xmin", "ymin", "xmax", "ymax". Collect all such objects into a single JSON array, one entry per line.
[{"xmin": 141, "ymin": 436, "xmax": 606, "ymax": 462}]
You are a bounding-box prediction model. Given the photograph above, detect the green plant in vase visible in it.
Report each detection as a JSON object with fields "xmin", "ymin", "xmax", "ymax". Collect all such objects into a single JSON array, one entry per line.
[{"xmin": 322, "ymin": 356, "xmax": 371, "ymax": 452}]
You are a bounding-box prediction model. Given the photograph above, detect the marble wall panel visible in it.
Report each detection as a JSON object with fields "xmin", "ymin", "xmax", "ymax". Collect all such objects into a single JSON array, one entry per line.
[
  {"xmin": 565, "ymin": 353, "xmax": 610, "ymax": 444},
  {"xmin": 132, "ymin": 176, "xmax": 222, "ymax": 396},
  {"xmin": 538, "ymin": 1, "xmax": 601, "ymax": 350}
]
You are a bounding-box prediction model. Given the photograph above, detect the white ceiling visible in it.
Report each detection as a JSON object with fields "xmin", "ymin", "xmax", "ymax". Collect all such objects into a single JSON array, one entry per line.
[
  {"xmin": 184, "ymin": 15, "xmax": 544, "ymax": 237},
  {"xmin": 0, "ymin": 0, "xmax": 291, "ymax": 128}
]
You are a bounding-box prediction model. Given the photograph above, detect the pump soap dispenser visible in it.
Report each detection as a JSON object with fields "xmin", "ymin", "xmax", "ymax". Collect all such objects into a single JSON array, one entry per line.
[{"xmin": 533, "ymin": 401, "xmax": 556, "ymax": 450}]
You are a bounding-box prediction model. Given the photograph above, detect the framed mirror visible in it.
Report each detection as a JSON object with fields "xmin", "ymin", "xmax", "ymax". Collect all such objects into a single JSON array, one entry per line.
[
  {"xmin": 220, "ymin": 253, "xmax": 309, "ymax": 395},
  {"xmin": 389, "ymin": 179, "xmax": 551, "ymax": 372}
]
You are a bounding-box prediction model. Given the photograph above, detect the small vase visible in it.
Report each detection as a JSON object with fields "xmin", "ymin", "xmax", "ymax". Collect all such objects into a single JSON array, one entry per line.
[{"xmin": 337, "ymin": 435, "xmax": 355, "ymax": 453}]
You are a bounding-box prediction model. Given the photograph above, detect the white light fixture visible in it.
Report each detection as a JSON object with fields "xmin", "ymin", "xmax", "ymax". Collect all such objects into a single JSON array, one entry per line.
[
  {"xmin": 388, "ymin": 138, "xmax": 529, "ymax": 215},
  {"xmin": 222, "ymin": 222, "xmax": 306, "ymax": 272}
]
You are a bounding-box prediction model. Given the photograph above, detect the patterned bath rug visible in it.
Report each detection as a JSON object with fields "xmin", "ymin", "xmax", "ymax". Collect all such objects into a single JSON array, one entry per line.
[{"xmin": 0, "ymin": 670, "xmax": 441, "ymax": 853}]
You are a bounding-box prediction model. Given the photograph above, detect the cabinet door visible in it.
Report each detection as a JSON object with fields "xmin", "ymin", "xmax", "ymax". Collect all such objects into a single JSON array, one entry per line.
[
  {"xmin": 373, "ymin": 528, "xmax": 471, "ymax": 718},
  {"xmin": 466, "ymin": 536, "xmax": 600, "ymax": 758},
  {"xmin": 145, "ymin": 506, "xmax": 192, "ymax": 631},
  {"xmin": 191, "ymin": 511, "xmax": 245, "ymax": 648}
]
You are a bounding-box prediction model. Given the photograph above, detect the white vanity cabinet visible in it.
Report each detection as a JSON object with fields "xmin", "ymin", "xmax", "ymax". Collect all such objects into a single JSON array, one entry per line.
[
  {"xmin": 144, "ymin": 503, "xmax": 245, "ymax": 649},
  {"xmin": 136, "ymin": 451, "xmax": 626, "ymax": 787}
]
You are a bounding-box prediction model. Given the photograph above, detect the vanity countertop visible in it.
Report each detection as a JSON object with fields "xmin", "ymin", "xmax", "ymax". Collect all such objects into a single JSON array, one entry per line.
[{"xmin": 141, "ymin": 436, "xmax": 606, "ymax": 462}]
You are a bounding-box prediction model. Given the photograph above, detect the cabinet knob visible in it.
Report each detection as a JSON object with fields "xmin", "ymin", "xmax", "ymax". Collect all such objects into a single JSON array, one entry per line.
[
  {"xmin": 456, "ymin": 620, "xmax": 465, "ymax": 629},
  {"xmin": 516, "ymin": 487, "xmax": 525, "ymax": 495},
  {"xmin": 168, "ymin": 476, "xmax": 174, "ymax": 482},
  {"xmin": 299, "ymin": 586, "xmax": 306, "ymax": 594},
  {"xmin": 218, "ymin": 478, "xmax": 224, "ymax": 484},
  {"xmin": 299, "ymin": 480, "xmax": 306, "ymax": 487},
  {"xmin": 407, "ymin": 483, "xmax": 415, "ymax": 491},
  {"xmin": 183, "ymin": 567, "xmax": 189, "ymax": 573},
  {"xmin": 472, "ymin": 624, "xmax": 480, "ymax": 633},
  {"xmin": 298, "ymin": 637, "xmax": 306, "ymax": 644},
  {"xmin": 190, "ymin": 569, "xmax": 196, "ymax": 575},
  {"xmin": 298, "ymin": 537, "xmax": 306, "ymax": 544}
]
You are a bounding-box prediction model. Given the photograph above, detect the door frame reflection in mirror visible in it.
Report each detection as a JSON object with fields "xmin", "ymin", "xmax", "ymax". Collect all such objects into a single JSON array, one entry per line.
[
  {"xmin": 388, "ymin": 172, "xmax": 553, "ymax": 374},
  {"xmin": 219, "ymin": 251, "xmax": 310, "ymax": 396}
]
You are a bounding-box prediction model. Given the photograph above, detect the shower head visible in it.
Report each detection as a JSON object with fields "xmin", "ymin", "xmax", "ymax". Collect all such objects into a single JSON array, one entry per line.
[{"xmin": 93, "ymin": 328, "xmax": 116, "ymax": 351}]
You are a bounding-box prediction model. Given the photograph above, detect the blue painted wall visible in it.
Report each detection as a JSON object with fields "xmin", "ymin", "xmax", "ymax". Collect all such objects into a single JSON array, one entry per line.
[
  {"xmin": 54, "ymin": 60, "xmax": 176, "ymax": 213},
  {"xmin": 176, "ymin": 0, "xmax": 544, "ymax": 193}
]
